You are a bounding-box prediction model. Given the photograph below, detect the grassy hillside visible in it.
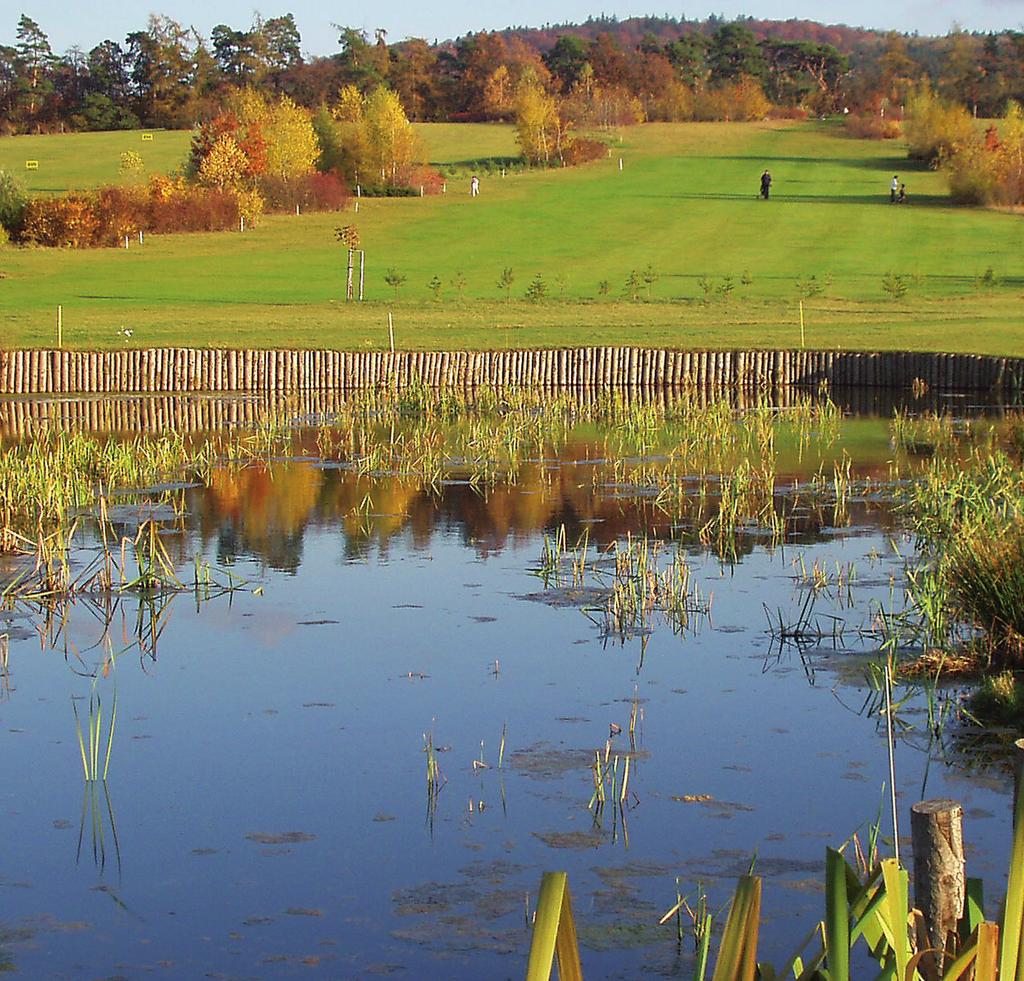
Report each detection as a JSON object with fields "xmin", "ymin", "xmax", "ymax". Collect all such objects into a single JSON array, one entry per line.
[
  {"xmin": 0, "ymin": 129, "xmax": 192, "ymax": 194},
  {"xmin": 0, "ymin": 121, "xmax": 1021, "ymax": 353}
]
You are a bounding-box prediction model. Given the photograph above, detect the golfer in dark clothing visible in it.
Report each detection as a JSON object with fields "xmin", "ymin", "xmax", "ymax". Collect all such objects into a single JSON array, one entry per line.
[{"xmin": 760, "ymin": 170, "xmax": 772, "ymax": 199}]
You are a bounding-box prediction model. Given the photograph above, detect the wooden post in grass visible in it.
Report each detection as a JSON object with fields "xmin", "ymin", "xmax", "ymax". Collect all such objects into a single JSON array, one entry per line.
[
  {"xmin": 346, "ymin": 250, "xmax": 354, "ymax": 301},
  {"xmin": 56, "ymin": 306, "xmax": 62, "ymax": 349},
  {"xmin": 911, "ymin": 798, "xmax": 965, "ymax": 970},
  {"xmin": 358, "ymin": 250, "xmax": 365, "ymax": 301}
]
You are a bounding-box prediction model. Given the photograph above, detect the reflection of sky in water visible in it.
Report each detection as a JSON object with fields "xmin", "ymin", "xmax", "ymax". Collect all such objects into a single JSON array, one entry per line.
[{"xmin": 0, "ymin": 450, "xmax": 1015, "ymax": 977}]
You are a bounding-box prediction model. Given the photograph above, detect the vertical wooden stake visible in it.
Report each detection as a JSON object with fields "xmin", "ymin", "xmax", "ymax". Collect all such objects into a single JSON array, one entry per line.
[
  {"xmin": 346, "ymin": 249, "xmax": 354, "ymax": 302},
  {"xmin": 358, "ymin": 250, "xmax": 365, "ymax": 301},
  {"xmin": 388, "ymin": 312, "xmax": 395, "ymax": 353},
  {"xmin": 618, "ymin": 157, "xmax": 623, "ymax": 171},
  {"xmin": 57, "ymin": 305, "xmax": 62, "ymax": 349},
  {"xmin": 138, "ymin": 229, "xmax": 143, "ymax": 245},
  {"xmin": 911, "ymin": 799, "xmax": 965, "ymax": 971},
  {"xmin": 799, "ymin": 300, "xmax": 805, "ymax": 348}
]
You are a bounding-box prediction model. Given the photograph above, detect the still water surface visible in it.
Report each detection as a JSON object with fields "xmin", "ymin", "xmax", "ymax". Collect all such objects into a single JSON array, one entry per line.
[{"xmin": 0, "ymin": 391, "xmax": 1015, "ymax": 979}]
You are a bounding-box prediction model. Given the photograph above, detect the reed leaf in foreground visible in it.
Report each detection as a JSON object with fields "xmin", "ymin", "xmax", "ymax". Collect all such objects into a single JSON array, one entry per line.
[
  {"xmin": 825, "ymin": 847, "xmax": 851, "ymax": 981},
  {"xmin": 710, "ymin": 874, "xmax": 761, "ymax": 981},
  {"xmin": 998, "ymin": 771, "xmax": 1024, "ymax": 979},
  {"xmin": 526, "ymin": 871, "xmax": 583, "ymax": 981}
]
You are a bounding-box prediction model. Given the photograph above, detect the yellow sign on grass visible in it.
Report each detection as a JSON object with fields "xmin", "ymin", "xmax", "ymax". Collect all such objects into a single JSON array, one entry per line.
[
  {"xmin": 25, "ymin": 160, "xmax": 38, "ymax": 170},
  {"xmin": 141, "ymin": 133, "xmax": 154, "ymax": 141}
]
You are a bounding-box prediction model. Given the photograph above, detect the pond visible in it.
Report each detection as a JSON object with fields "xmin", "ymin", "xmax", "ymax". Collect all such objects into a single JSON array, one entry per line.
[{"xmin": 0, "ymin": 387, "xmax": 1019, "ymax": 979}]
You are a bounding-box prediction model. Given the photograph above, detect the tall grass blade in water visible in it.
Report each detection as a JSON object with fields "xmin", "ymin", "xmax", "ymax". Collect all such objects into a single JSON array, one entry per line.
[{"xmin": 73, "ymin": 680, "xmax": 117, "ymax": 782}]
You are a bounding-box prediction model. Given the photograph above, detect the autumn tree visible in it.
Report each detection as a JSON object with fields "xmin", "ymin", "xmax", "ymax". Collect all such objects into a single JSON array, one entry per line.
[
  {"xmin": 197, "ymin": 134, "xmax": 249, "ymax": 189},
  {"xmin": 514, "ymin": 75, "xmax": 571, "ymax": 165},
  {"xmin": 360, "ymin": 86, "xmax": 422, "ymax": 184},
  {"xmin": 544, "ymin": 35, "xmax": 590, "ymax": 92},
  {"xmin": 226, "ymin": 88, "xmax": 319, "ymax": 180},
  {"xmin": 389, "ymin": 38, "xmax": 440, "ymax": 120}
]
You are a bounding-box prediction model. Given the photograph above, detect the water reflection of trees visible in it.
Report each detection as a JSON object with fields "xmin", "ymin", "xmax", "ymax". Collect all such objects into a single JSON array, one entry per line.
[{"xmin": 186, "ymin": 452, "xmax": 901, "ymax": 572}]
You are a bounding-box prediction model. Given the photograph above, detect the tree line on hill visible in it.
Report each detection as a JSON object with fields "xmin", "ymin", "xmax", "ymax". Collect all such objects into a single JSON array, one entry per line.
[{"xmin": 2, "ymin": 12, "xmax": 1023, "ymax": 134}]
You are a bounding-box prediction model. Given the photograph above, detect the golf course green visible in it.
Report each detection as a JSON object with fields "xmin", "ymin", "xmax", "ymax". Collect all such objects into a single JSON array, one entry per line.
[{"xmin": 0, "ymin": 120, "xmax": 1021, "ymax": 353}]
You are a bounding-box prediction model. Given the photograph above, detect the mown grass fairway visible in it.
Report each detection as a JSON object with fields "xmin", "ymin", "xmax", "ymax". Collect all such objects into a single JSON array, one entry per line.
[
  {"xmin": 0, "ymin": 129, "xmax": 192, "ymax": 194},
  {"xmin": 0, "ymin": 121, "xmax": 1021, "ymax": 352}
]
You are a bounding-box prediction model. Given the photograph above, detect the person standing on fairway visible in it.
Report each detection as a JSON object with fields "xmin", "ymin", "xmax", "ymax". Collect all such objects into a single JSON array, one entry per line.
[
  {"xmin": 891, "ymin": 175, "xmax": 898, "ymax": 203},
  {"xmin": 760, "ymin": 169, "xmax": 772, "ymax": 199},
  {"xmin": 470, "ymin": 175, "xmax": 480, "ymax": 197}
]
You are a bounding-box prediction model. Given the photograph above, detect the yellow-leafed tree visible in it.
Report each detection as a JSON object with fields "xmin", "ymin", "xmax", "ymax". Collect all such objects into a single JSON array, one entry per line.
[
  {"xmin": 197, "ymin": 134, "xmax": 249, "ymax": 190},
  {"xmin": 333, "ymin": 84, "xmax": 366, "ymax": 123},
  {"xmin": 225, "ymin": 88, "xmax": 319, "ymax": 180},
  {"xmin": 514, "ymin": 76, "xmax": 570, "ymax": 165},
  {"xmin": 265, "ymin": 95, "xmax": 320, "ymax": 179},
  {"xmin": 360, "ymin": 86, "xmax": 423, "ymax": 184}
]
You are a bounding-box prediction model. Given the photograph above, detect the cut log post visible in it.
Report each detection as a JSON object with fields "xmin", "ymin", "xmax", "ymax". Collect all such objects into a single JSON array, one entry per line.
[{"xmin": 911, "ymin": 798, "xmax": 965, "ymax": 970}]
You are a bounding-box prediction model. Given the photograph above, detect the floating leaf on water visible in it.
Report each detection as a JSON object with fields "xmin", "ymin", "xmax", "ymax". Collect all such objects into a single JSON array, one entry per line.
[{"xmin": 245, "ymin": 831, "xmax": 316, "ymax": 845}]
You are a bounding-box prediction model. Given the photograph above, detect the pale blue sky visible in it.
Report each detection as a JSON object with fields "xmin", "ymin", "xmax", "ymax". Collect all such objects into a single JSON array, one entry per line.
[{"xmin": 6, "ymin": 0, "xmax": 1023, "ymax": 57}]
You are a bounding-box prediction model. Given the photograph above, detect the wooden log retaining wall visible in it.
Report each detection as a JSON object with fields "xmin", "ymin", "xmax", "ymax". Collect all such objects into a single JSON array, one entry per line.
[{"xmin": 0, "ymin": 348, "xmax": 1020, "ymax": 396}]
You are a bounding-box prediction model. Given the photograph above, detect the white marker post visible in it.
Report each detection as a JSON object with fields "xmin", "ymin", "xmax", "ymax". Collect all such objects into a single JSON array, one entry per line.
[
  {"xmin": 388, "ymin": 311, "xmax": 395, "ymax": 353},
  {"xmin": 618, "ymin": 158, "xmax": 623, "ymax": 171},
  {"xmin": 57, "ymin": 305, "xmax": 62, "ymax": 349}
]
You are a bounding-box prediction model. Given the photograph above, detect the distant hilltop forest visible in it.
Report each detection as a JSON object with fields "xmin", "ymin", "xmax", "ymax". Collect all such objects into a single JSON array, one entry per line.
[{"xmin": 1, "ymin": 11, "xmax": 1022, "ymax": 133}]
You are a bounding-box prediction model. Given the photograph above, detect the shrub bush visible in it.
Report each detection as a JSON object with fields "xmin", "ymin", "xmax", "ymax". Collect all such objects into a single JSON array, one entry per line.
[
  {"xmin": 693, "ymin": 76, "xmax": 771, "ymax": 122},
  {"xmin": 0, "ymin": 170, "xmax": 28, "ymax": 238},
  {"xmin": 843, "ymin": 114, "xmax": 902, "ymax": 140},
  {"xmin": 259, "ymin": 171, "xmax": 349, "ymax": 211},
  {"xmin": 941, "ymin": 102, "xmax": 1024, "ymax": 207},
  {"xmin": 903, "ymin": 84, "xmax": 975, "ymax": 162},
  {"xmin": 405, "ymin": 166, "xmax": 446, "ymax": 195},
  {"xmin": 22, "ymin": 194, "xmax": 102, "ymax": 248},
  {"xmin": 20, "ymin": 180, "xmax": 250, "ymax": 247},
  {"xmin": 562, "ymin": 138, "xmax": 607, "ymax": 166}
]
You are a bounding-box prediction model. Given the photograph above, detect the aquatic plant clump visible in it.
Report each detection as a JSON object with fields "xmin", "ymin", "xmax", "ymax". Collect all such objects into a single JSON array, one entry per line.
[
  {"xmin": 893, "ymin": 442, "xmax": 1024, "ymax": 667},
  {"xmin": 948, "ymin": 518, "xmax": 1024, "ymax": 664}
]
